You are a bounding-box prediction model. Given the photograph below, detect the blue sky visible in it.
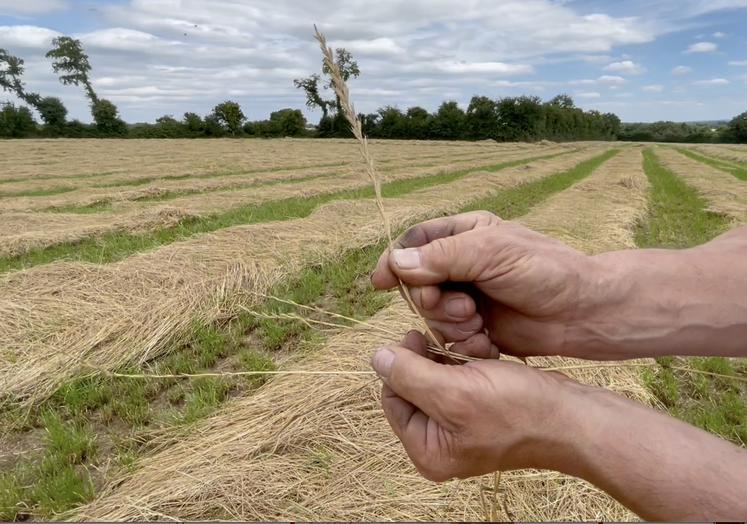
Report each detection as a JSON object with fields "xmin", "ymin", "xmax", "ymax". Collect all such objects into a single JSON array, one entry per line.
[{"xmin": 1, "ymin": 0, "xmax": 746, "ymax": 124}]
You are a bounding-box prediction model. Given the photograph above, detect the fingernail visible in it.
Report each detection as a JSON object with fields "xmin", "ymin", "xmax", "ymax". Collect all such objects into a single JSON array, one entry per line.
[
  {"xmin": 372, "ymin": 348, "xmax": 395, "ymax": 378},
  {"xmin": 445, "ymin": 297, "xmax": 469, "ymax": 317},
  {"xmin": 392, "ymin": 248, "xmax": 421, "ymax": 269}
]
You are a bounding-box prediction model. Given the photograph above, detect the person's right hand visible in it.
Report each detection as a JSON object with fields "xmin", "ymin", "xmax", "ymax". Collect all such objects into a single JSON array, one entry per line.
[{"xmin": 371, "ymin": 211, "xmax": 622, "ymax": 360}]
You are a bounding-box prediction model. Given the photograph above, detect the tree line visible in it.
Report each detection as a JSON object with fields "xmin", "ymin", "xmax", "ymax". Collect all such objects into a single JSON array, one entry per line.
[{"xmin": 1, "ymin": 37, "xmax": 745, "ymax": 143}]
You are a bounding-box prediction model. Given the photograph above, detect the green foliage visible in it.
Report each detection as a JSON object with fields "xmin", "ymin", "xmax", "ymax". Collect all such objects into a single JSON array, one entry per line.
[
  {"xmin": 721, "ymin": 111, "xmax": 747, "ymax": 143},
  {"xmin": 212, "ymin": 100, "xmax": 246, "ymax": 136},
  {"xmin": 636, "ymin": 149, "xmax": 730, "ymax": 248},
  {"xmin": 294, "ymin": 46, "xmax": 360, "ymax": 136},
  {"xmin": 46, "ymin": 36, "xmax": 96, "ymax": 102},
  {"xmin": 92, "ymin": 99, "xmax": 127, "ymax": 136},
  {"xmin": 0, "ymin": 412, "xmax": 96, "ymax": 521},
  {"xmin": 0, "ymin": 102, "xmax": 36, "ymax": 138},
  {"xmin": 36, "ymin": 96, "xmax": 68, "ymax": 133},
  {"xmin": 429, "ymin": 101, "xmax": 466, "ymax": 140},
  {"xmin": 244, "ymin": 108, "xmax": 307, "ymax": 137},
  {"xmin": 618, "ymin": 121, "xmax": 720, "ymax": 143}
]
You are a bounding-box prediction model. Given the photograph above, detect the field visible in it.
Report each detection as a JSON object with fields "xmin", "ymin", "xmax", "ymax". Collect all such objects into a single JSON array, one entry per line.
[{"xmin": 1, "ymin": 138, "xmax": 746, "ymax": 521}]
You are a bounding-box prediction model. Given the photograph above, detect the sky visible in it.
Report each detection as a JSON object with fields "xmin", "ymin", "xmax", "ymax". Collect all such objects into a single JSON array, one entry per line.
[{"xmin": 1, "ymin": 0, "xmax": 746, "ymax": 124}]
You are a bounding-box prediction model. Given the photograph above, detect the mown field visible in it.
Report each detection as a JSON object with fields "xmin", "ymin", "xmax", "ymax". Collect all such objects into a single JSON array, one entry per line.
[{"xmin": 0, "ymin": 138, "xmax": 746, "ymax": 521}]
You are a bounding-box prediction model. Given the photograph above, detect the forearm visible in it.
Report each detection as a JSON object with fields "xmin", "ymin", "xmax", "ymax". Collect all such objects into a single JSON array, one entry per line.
[
  {"xmin": 552, "ymin": 382, "xmax": 747, "ymax": 520},
  {"xmin": 577, "ymin": 226, "xmax": 747, "ymax": 358}
]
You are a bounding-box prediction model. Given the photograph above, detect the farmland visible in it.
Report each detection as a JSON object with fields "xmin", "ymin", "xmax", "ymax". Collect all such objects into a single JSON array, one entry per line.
[{"xmin": 1, "ymin": 138, "xmax": 746, "ymax": 521}]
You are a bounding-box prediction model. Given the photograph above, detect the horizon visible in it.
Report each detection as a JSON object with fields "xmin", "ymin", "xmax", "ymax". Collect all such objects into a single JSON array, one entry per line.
[{"xmin": 1, "ymin": 0, "xmax": 747, "ymax": 125}]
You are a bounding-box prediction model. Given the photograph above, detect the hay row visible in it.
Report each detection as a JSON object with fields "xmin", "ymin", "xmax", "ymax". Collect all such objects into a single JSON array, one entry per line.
[
  {"xmin": 0, "ymin": 144, "xmax": 548, "ymax": 195},
  {"xmin": 656, "ymin": 147, "xmax": 747, "ymax": 224},
  {"xmin": 73, "ymin": 148, "xmax": 650, "ymax": 522},
  {"xmin": 689, "ymin": 144, "xmax": 747, "ymax": 165},
  {"xmin": 0, "ymin": 147, "xmax": 611, "ymax": 404},
  {"xmin": 0, "ymin": 147, "xmax": 567, "ymax": 214},
  {"xmin": 0, "ymin": 147, "xmax": 576, "ymax": 258},
  {"xmin": 0, "ymin": 138, "xmax": 538, "ymax": 183}
]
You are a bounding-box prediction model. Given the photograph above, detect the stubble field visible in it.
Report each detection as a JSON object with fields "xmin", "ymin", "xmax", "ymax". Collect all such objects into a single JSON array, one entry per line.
[{"xmin": 0, "ymin": 138, "xmax": 746, "ymax": 521}]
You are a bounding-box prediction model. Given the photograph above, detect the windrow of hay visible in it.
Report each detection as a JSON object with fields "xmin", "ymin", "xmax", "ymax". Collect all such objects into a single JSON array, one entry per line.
[
  {"xmin": 0, "ymin": 138, "xmax": 537, "ymax": 185},
  {"xmin": 0, "ymin": 144, "xmax": 545, "ymax": 196},
  {"xmin": 0, "ymin": 147, "xmax": 579, "ymax": 260},
  {"xmin": 0, "ymin": 145, "xmax": 569, "ymax": 214},
  {"xmin": 0, "ymin": 147, "xmax": 610, "ymax": 405},
  {"xmin": 656, "ymin": 147, "xmax": 747, "ymax": 224},
  {"xmin": 690, "ymin": 144, "xmax": 747, "ymax": 165},
  {"xmin": 520, "ymin": 147, "xmax": 648, "ymax": 253},
  {"xmin": 74, "ymin": 148, "xmax": 651, "ymax": 522}
]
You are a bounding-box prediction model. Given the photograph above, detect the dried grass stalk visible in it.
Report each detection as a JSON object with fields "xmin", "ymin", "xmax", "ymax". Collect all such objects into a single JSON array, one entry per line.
[{"xmin": 314, "ymin": 26, "xmax": 445, "ymax": 352}]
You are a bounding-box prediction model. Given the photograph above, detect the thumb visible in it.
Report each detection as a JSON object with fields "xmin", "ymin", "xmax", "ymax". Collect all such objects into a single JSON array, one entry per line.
[
  {"xmin": 372, "ymin": 345, "xmax": 459, "ymax": 426},
  {"xmin": 388, "ymin": 228, "xmax": 496, "ymax": 287}
]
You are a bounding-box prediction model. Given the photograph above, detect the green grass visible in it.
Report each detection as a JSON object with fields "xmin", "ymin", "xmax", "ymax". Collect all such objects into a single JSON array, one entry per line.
[
  {"xmin": 636, "ymin": 148, "xmax": 730, "ymax": 248},
  {"xmin": 636, "ymin": 147, "xmax": 746, "ymax": 446},
  {"xmin": 0, "ymin": 186, "xmax": 76, "ymax": 198},
  {"xmin": 0, "ymin": 151, "xmax": 567, "ymax": 274},
  {"xmin": 0, "ymin": 412, "xmax": 96, "ymax": 521},
  {"xmin": 676, "ymin": 147, "xmax": 747, "ymax": 182},
  {"xmin": 463, "ymin": 148, "xmax": 619, "ymax": 218}
]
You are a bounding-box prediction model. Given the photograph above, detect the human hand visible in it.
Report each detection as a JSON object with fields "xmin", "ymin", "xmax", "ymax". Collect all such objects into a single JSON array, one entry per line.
[
  {"xmin": 372, "ymin": 330, "xmax": 579, "ymax": 481},
  {"xmin": 372, "ymin": 211, "xmax": 616, "ymax": 360}
]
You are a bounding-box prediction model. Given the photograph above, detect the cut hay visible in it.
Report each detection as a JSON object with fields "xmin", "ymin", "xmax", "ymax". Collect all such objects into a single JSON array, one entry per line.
[
  {"xmin": 656, "ymin": 147, "xmax": 747, "ymax": 224},
  {"xmin": 691, "ymin": 144, "xmax": 747, "ymax": 165},
  {"xmin": 0, "ymin": 147, "xmax": 610, "ymax": 405},
  {"xmin": 0, "ymin": 147, "xmax": 574, "ymax": 257},
  {"xmin": 73, "ymin": 146, "xmax": 650, "ymax": 522},
  {"xmin": 520, "ymin": 147, "xmax": 648, "ymax": 253},
  {"xmin": 72, "ymin": 301, "xmax": 643, "ymax": 522}
]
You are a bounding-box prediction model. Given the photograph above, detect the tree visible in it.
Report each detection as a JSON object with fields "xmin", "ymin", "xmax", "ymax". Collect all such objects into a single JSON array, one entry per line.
[
  {"xmin": 269, "ymin": 108, "xmax": 306, "ymax": 136},
  {"xmin": 212, "ymin": 101, "xmax": 246, "ymax": 136},
  {"xmin": 430, "ymin": 101, "xmax": 466, "ymax": 140},
  {"xmin": 0, "ymin": 102, "xmax": 36, "ymax": 137},
  {"xmin": 294, "ymin": 47, "xmax": 360, "ymax": 136},
  {"xmin": 405, "ymin": 106, "xmax": 431, "ymax": 139},
  {"xmin": 496, "ymin": 96, "xmax": 545, "ymax": 141},
  {"xmin": 92, "ymin": 99, "xmax": 126, "ymax": 136},
  {"xmin": 1, "ymin": 48, "xmax": 69, "ymax": 133},
  {"xmin": 466, "ymin": 96, "xmax": 499, "ymax": 140},
  {"xmin": 36, "ymin": 97, "xmax": 67, "ymax": 134},
  {"xmin": 548, "ymin": 94, "xmax": 575, "ymax": 109},
  {"xmin": 724, "ymin": 111, "xmax": 747, "ymax": 143},
  {"xmin": 46, "ymin": 37, "xmax": 97, "ymax": 104},
  {"xmin": 183, "ymin": 112, "xmax": 205, "ymax": 136}
]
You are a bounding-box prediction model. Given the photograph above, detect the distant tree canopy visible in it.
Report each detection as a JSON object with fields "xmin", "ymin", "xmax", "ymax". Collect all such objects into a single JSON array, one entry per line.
[
  {"xmin": 617, "ymin": 121, "xmax": 723, "ymax": 143},
  {"xmin": 294, "ymin": 46, "xmax": 360, "ymax": 137},
  {"xmin": 212, "ymin": 101, "xmax": 246, "ymax": 136},
  {"xmin": 722, "ymin": 111, "xmax": 747, "ymax": 143},
  {"xmin": 356, "ymin": 94, "xmax": 621, "ymax": 142}
]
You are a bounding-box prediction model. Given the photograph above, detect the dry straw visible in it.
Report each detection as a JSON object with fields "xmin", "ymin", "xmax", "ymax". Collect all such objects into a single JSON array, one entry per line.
[{"xmin": 313, "ymin": 26, "xmax": 447, "ymax": 355}]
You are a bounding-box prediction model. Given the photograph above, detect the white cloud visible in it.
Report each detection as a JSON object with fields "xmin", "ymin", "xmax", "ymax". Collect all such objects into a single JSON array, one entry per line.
[
  {"xmin": 0, "ymin": 0, "xmax": 67, "ymax": 15},
  {"xmin": 693, "ymin": 78, "xmax": 730, "ymax": 85},
  {"xmin": 0, "ymin": 25, "xmax": 60, "ymax": 49},
  {"xmin": 672, "ymin": 65, "xmax": 693, "ymax": 75},
  {"xmin": 597, "ymin": 75, "xmax": 627, "ymax": 86},
  {"xmin": 433, "ymin": 61, "xmax": 533, "ymax": 75},
  {"xmin": 337, "ymin": 38, "xmax": 405, "ymax": 57},
  {"xmin": 603, "ymin": 60, "xmax": 646, "ymax": 75},
  {"xmin": 576, "ymin": 91, "xmax": 601, "ymax": 99},
  {"xmin": 729, "ymin": 60, "xmax": 747, "ymax": 66},
  {"xmin": 642, "ymin": 84, "xmax": 664, "ymax": 92},
  {"xmin": 713, "ymin": 31, "xmax": 727, "ymax": 38},
  {"xmin": 685, "ymin": 41, "xmax": 718, "ymax": 53}
]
